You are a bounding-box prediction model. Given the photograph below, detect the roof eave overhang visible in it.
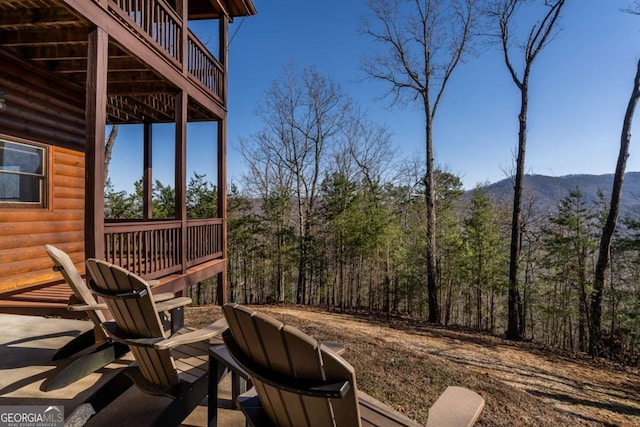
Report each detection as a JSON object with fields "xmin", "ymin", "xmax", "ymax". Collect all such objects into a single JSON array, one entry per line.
[{"xmin": 189, "ymin": 0, "xmax": 257, "ymax": 20}]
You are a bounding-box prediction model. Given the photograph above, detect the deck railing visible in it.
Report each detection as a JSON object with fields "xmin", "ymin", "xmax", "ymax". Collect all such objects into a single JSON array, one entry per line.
[
  {"xmin": 110, "ymin": 0, "xmax": 182, "ymax": 64},
  {"xmin": 106, "ymin": 0, "xmax": 224, "ymax": 101},
  {"xmin": 187, "ymin": 33, "xmax": 224, "ymax": 100},
  {"xmin": 104, "ymin": 218, "xmax": 224, "ymax": 279}
]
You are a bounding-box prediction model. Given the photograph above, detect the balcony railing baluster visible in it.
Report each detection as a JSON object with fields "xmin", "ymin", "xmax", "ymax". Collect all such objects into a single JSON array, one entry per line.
[
  {"xmin": 104, "ymin": 219, "xmax": 223, "ymax": 279},
  {"xmin": 101, "ymin": 0, "xmax": 224, "ymax": 102}
]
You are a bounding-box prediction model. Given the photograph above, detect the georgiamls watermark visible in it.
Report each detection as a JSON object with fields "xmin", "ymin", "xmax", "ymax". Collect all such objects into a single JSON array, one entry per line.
[{"xmin": 0, "ymin": 406, "xmax": 64, "ymax": 427}]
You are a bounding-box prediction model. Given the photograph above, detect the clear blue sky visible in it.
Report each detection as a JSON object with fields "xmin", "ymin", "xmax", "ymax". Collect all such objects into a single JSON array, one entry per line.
[{"xmin": 110, "ymin": 0, "xmax": 640, "ymax": 192}]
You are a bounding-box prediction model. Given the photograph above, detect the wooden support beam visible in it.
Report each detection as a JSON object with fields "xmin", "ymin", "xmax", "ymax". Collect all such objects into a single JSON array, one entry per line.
[
  {"xmin": 106, "ymin": 94, "xmax": 175, "ymax": 123},
  {"xmin": 176, "ymin": 0, "xmax": 188, "ymax": 73},
  {"xmin": 0, "ymin": 7, "xmax": 80, "ymax": 30},
  {"xmin": 217, "ymin": 119, "xmax": 227, "ymax": 306},
  {"xmin": 216, "ymin": 14, "xmax": 229, "ymax": 305},
  {"xmin": 213, "ymin": 0, "xmax": 230, "ymax": 19},
  {"xmin": 127, "ymin": 94, "xmax": 175, "ymax": 120},
  {"xmin": 20, "ymin": 44, "xmax": 89, "ymax": 61},
  {"xmin": 19, "ymin": 43, "xmax": 127, "ymax": 63},
  {"xmin": 108, "ymin": 81, "xmax": 174, "ymax": 95},
  {"xmin": 107, "ymin": 70, "xmax": 166, "ymax": 84},
  {"xmin": 219, "ymin": 13, "xmax": 229, "ymax": 103},
  {"xmin": 0, "ymin": 28, "xmax": 87, "ymax": 46},
  {"xmin": 53, "ymin": 60, "xmax": 150, "ymax": 74},
  {"xmin": 85, "ymin": 26, "xmax": 108, "ymax": 260},
  {"xmin": 175, "ymin": 91, "xmax": 188, "ymax": 277},
  {"xmin": 143, "ymin": 122, "xmax": 153, "ymax": 220}
]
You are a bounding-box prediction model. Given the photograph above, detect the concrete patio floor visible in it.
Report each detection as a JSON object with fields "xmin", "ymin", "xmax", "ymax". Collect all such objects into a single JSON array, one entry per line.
[{"xmin": 0, "ymin": 314, "xmax": 245, "ymax": 426}]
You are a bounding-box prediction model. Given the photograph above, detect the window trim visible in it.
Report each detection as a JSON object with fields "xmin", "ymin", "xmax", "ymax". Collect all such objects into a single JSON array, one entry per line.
[{"xmin": 0, "ymin": 135, "xmax": 49, "ymax": 209}]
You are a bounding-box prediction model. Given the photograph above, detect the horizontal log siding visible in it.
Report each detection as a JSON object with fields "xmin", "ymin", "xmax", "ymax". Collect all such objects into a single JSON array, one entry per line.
[{"xmin": 0, "ymin": 56, "xmax": 85, "ymax": 293}]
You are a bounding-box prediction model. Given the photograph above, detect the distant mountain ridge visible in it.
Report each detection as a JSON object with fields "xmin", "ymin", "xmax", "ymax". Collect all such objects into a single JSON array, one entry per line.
[{"xmin": 476, "ymin": 172, "xmax": 640, "ymax": 214}]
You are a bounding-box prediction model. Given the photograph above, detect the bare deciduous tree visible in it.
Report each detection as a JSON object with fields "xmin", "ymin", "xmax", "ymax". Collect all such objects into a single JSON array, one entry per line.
[
  {"xmin": 591, "ymin": 58, "xmax": 640, "ymax": 356},
  {"xmin": 360, "ymin": 0, "xmax": 478, "ymax": 323},
  {"xmin": 340, "ymin": 105, "xmax": 396, "ymax": 190},
  {"xmin": 240, "ymin": 130, "xmax": 295, "ymax": 302},
  {"xmin": 485, "ymin": 0, "xmax": 566, "ymax": 340},
  {"xmin": 623, "ymin": 1, "xmax": 640, "ymax": 14},
  {"xmin": 242, "ymin": 65, "xmax": 346, "ymax": 304}
]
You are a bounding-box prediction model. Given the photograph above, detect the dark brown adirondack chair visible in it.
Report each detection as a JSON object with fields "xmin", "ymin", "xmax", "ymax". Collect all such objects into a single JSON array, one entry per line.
[
  {"xmin": 218, "ymin": 303, "xmax": 485, "ymax": 427},
  {"xmin": 85, "ymin": 258, "xmax": 229, "ymax": 426}
]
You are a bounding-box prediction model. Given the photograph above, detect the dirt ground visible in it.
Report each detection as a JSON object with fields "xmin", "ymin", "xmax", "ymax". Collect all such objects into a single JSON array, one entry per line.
[{"xmin": 186, "ymin": 304, "xmax": 640, "ymax": 426}]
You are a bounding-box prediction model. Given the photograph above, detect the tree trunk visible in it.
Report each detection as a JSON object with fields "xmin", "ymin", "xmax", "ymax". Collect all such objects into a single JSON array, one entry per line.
[
  {"xmin": 496, "ymin": 0, "xmax": 566, "ymax": 341},
  {"xmin": 590, "ymin": 58, "xmax": 640, "ymax": 356},
  {"xmin": 444, "ymin": 278, "xmax": 452, "ymax": 326},
  {"xmin": 507, "ymin": 80, "xmax": 528, "ymax": 341},
  {"xmin": 384, "ymin": 246, "xmax": 391, "ymax": 316},
  {"xmin": 578, "ymin": 246, "xmax": 590, "ymax": 353},
  {"xmin": 276, "ymin": 224, "xmax": 285, "ymax": 302},
  {"xmin": 296, "ymin": 201, "xmax": 306, "ymax": 304},
  {"xmin": 476, "ymin": 247, "xmax": 483, "ymax": 331},
  {"xmin": 104, "ymin": 124, "xmax": 119, "ymax": 183},
  {"xmin": 490, "ymin": 287, "xmax": 495, "ymax": 334},
  {"xmin": 425, "ymin": 104, "xmax": 440, "ymax": 323}
]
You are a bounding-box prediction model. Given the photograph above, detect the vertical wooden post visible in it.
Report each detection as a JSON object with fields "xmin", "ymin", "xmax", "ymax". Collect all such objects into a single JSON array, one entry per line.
[
  {"xmin": 176, "ymin": 0, "xmax": 188, "ymax": 73},
  {"xmin": 85, "ymin": 27, "xmax": 108, "ymax": 260},
  {"xmin": 219, "ymin": 14, "xmax": 229, "ymax": 103},
  {"xmin": 175, "ymin": 91, "xmax": 187, "ymax": 277},
  {"xmin": 216, "ymin": 14, "xmax": 229, "ymax": 305},
  {"xmin": 143, "ymin": 122, "xmax": 153, "ymax": 220}
]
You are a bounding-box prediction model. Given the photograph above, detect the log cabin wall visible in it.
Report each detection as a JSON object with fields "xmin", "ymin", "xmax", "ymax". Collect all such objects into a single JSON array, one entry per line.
[{"xmin": 0, "ymin": 53, "xmax": 86, "ymax": 293}]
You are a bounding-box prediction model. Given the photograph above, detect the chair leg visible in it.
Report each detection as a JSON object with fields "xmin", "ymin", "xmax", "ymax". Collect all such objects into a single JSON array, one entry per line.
[
  {"xmin": 51, "ymin": 328, "xmax": 97, "ymax": 360},
  {"xmin": 151, "ymin": 375, "xmax": 209, "ymax": 427},
  {"xmin": 208, "ymin": 344, "xmax": 252, "ymax": 419},
  {"xmin": 231, "ymin": 374, "xmax": 248, "ymax": 410},
  {"xmin": 171, "ymin": 306, "xmax": 184, "ymax": 333},
  {"xmin": 160, "ymin": 307, "xmax": 185, "ymax": 334},
  {"xmin": 208, "ymin": 356, "xmax": 230, "ymax": 427}
]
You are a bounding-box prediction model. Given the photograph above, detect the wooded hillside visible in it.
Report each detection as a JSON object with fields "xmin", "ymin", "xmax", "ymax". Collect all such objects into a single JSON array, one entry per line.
[{"xmin": 106, "ymin": 167, "xmax": 640, "ymax": 365}]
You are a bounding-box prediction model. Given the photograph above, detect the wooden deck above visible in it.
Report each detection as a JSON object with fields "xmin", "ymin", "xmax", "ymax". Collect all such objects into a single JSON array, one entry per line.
[{"xmin": 0, "ymin": 0, "xmax": 257, "ymax": 124}]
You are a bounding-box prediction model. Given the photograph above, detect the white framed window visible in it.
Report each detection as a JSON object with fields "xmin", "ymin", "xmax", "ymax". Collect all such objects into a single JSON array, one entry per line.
[{"xmin": 0, "ymin": 138, "xmax": 47, "ymax": 207}]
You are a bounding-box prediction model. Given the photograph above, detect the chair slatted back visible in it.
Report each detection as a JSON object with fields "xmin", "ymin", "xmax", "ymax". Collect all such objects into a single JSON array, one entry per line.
[
  {"xmin": 45, "ymin": 245, "xmax": 108, "ymax": 341},
  {"xmin": 223, "ymin": 303, "xmax": 361, "ymax": 427},
  {"xmin": 86, "ymin": 258, "xmax": 179, "ymax": 387}
]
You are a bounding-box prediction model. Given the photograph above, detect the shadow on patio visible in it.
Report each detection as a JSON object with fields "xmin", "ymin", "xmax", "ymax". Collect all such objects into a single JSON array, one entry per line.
[{"xmin": 0, "ymin": 314, "xmax": 244, "ymax": 426}]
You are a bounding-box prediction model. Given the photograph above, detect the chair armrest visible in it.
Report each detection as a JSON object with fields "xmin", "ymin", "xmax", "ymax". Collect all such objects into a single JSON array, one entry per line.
[
  {"xmin": 154, "ymin": 317, "xmax": 228, "ymax": 350},
  {"xmin": 154, "ymin": 297, "xmax": 192, "ymax": 313},
  {"xmin": 147, "ymin": 279, "xmax": 160, "ymax": 287},
  {"xmin": 320, "ymin": 341, "xmax": 346, "ymax": 356},
  {"xmin": 152, "ymin": 292, "xmax": 175, "ymax": 303},
  {"xmin": 425, "ymin": 386, "xmax": 485, "ymax": 427},
  {"xmin": 68, "ymin": 302, "xmax": 108, "ymax": 312},
  {"xmin": 102, "ymin": 321, "xmax": 164, "ymax": 347},
  {"xmin": 209, "ymin": 344, "xmax": 250, "ymax": 381},
  {"xmin": 358, "ymin": 391, "xmax": 423, "ymax": 427},
  {"xmin": 68, "ymin": 294, "xmax": 174, "ymax": 311}
]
